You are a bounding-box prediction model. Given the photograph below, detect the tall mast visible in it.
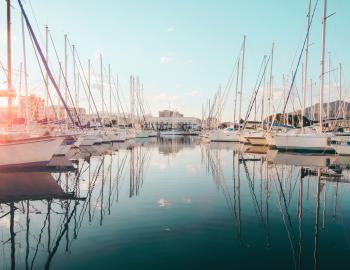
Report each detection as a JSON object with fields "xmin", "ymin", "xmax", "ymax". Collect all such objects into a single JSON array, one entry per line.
[
  {"xmin": 88, "ymin": 59, "xmax": 91, "ymax": 115},
  {"xmin": 319, "ymin": 0, "xmax": 327, "ymax": 132},
  {"xmin": 77, "ymin": 70, "xmax": 80, "ymax": 110},
  {"xmin": 100, "ymin": 53, "xmax": 104, "ymax": 122},
  {"xmin": 73, "ymin": 45, "xmax": 77, "ymax": 108},
  {"xmin": 233, "ymin": 59, "xmax": 240, "ymax": 127},
  {"xmin": 57, "ymin": 61, "xmax": 62, "ymax": 119},
  {"xmin": 116, "ymin": 74, "xmax": 120, "ymax": 126},
  {"xmin": 268, "ymin": 42, "xmax": 274, "ymax": 126},
  {"xmin": 64, "ymin": 34, "xmax": 68, "ymax": 126},
  {"xmin": 45, "ymin": 25, "xmax": 49, "ymax": 116},
  {"xmin": 310, "ymin": 79, "xmax": 314, "ymax": 121},
  {"xmin": 327, "ymin": 52, "xmax": 331, "ymax": 120},
  {"xmin": 303, "ymin": 0, "xmax": 312, "ymax": 130},
  {"xmin": 339, "ymin": 63, "xmax": 343, "ymax": 118},
  {"xmin": 21, "ymin": 14, "xmax": 29, "ymax": 132},
  {"xmin": 302, "ymin": 63, "xmax": 304, "ymax": 127},
  {"xmin": 7, "ymin": 0, "xmax": 13, "ymax": 129},
  {"xmin": 261, "ymin": 59, "xmax": 266, "ymax": 125},
  {"xmin": 238, "ymin": 35, "xmax": 246, "ymax": 131},
  {"xmin": 208, "ymin": 99, "xmax": 211, "ymax": 129},
  {"xmin": 108, "ymin": 64, "xmax": 112, "ymax": 117},
  {"xmin": 130, "ymin": 76, "xmax": 134, "ymax": 128},
  {"xmin": 283, "ymin": 74, "xmax": 286, "ymax": 125}
]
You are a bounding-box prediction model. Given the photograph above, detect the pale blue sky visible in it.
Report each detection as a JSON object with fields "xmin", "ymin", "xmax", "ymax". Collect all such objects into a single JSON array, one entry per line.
[{"xmin": 1, "ymin": 0, "xmax": 349, "ymax": 120}]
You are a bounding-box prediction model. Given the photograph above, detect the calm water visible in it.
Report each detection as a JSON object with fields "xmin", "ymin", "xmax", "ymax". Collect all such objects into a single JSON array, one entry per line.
[{"xmin": 1, "ymin": 137, "xmax": 350, "ymax": 270}]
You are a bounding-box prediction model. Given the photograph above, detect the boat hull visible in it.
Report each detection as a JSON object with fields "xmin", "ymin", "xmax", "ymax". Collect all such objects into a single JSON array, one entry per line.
[
  {"xmin": 245, "ymin": 136, "xmax": 267, "ymax": 146},
  {"xmin": 209, "ymin": 130, "xmax": 240, "ymax": 142},
  {"xmin": 275, "ymin": 134, "xmax": 334, "ymax": 153},
  {"xmin": 0, "ymin": 137, "xmax": 64, "ymax": 168}
]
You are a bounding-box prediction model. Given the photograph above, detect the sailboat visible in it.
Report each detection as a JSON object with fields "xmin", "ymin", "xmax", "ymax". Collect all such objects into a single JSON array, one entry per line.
[
  {"xmin": 209, "ymin": 127, "xmax": 240, "ymax": 142},
  {"xmin": 0, "ymin": 0, "xmax": 64, "ymax": 169},
  {"xmin": 275, "ymin": 0, "xmax": 334, "ymax": 153},
  {"xmin": 209, "ymin": 36, "xmax": 246, "ymax": 143}
]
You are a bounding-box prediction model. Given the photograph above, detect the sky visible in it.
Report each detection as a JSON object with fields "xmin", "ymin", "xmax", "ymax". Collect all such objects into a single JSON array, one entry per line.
[{"xmin": 1, "ymin": 0, "xmax": 350, "ymax": 121}]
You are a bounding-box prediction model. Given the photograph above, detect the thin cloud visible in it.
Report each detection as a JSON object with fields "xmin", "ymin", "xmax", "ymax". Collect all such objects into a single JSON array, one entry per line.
[
  {"xmin": 187, "ymin": 90, "xmax": 200, "ymax": 97},
  {"xmin": 160, "ymin": 55, "xmax": 173, "ymax": 64},
  {"xmin": 167, "ymin": 26, "xmax": 175, "ymax": 33}
]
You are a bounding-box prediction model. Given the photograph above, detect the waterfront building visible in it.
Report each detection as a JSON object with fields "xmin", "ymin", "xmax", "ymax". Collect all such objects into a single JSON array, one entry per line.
[
  {"xmin": 145, "ymin": 111, "xmax": 200, "ymax": 130},
  {"xmin": 19, "ymin": 95, "xmax": 45, "ymax": 121}
]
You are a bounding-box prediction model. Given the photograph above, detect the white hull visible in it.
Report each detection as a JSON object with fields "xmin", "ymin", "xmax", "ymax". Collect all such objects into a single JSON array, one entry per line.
[
  {"xmin": 275, "ymin": 133, "xmax": 334, "ymax": 152},
  {"xmin": 0, "ymin": 137, "xmax": 63, "ymax": 168},
  {"xmin": 209, "ymin": 130, "xmax": 240, "ymax": 142}
]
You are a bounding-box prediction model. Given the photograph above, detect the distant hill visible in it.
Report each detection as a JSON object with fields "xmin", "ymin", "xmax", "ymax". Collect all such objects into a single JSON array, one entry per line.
[
  {"xmin": 303, "ymin": 100, "xmax": 349, "ymax": 120},
  {"xmin": 262, "ymin": 100, "xmax": 349, "ymax": 128}
]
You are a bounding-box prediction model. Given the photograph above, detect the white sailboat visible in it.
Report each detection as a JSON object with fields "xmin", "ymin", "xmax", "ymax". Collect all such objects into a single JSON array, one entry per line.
[
  {"xmin": 275, "ymin": 0, "xmax": 334, "ymax": 153},
  {"xmin": 0, "ymin": 1, "xmax": 66, "ymax": 169},
  {"xmin": 209, "ymin": 36, "xmax": 246, "ymax": 143},
  {"xmin": 0, "ymin": 136, "xmax": 64, "ymax": 168},
  {"xmin": 209, "ymin": 127, "xmax": 240, "ymax": 142}
]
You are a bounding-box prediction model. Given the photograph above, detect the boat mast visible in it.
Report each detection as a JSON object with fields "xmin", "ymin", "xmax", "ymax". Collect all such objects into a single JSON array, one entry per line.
[
  {"xmin": 327, "ymin": 52, "xmax": 331, "ymax": 120},
  {"xmin": 310, "ymin": 79, "xmax": 314, "ymax": 121},
  {"xmin": 238, "ymin": 35, "xmax": 246, "ymax": 131},
  {"xmin": 100, "ymin": 53, "xmax": 104, "ymax": 124},
  {"xmin": 88, "ymin": 59, "xmax": 91, "ymax": 115},
  {"xmin": 268, "ymin": 42, "xmax": 274, "ymax": 126},
  {"xmin": 21, "ymin": 14, "xmax": 29, "ymax": 132},
  {"xmin": 303, "ymin": 0, "xmax": 312, "ymax": 131},
  {"xmin": 283, "ymin": 74, "xmax": 286, "ymax": 125},
  {"xmin": 64, "ymin": 34, "xmax": 68, "ymax": 128},
  {"xmin": 339, "ymin": 63, "xmax": 343, "ymax": 118},
  {"xmin": 319, "ymin": 0, "xmax": 327, "ymax": 132},
  {"xmin": 7, "ymin": 0, "xmax": 13, "ymax": 129},
  {"xmin": 109, "ymin": 64, "xmax": 112, "ymax": 122},
  {"xmin": 233, "ymin": 59, "xmax": 240, "ymax": 127},
  {"xmin": 130, "ymin": 76, "xmax": 134, "ymax": 128},
  {"xmin": 45, "ymin": 25, "xmax": 49, "ymax": 117},
  {"xmin": 302, "ymin": 63, "xmax": 304, "ymax": 127},
  {"xmin": 73, "ymin": 45, "xmax": 77, "ymax": 109},
  {"xmin": 261, "ymin": 59, "xmax": 266, "ymax": 126}
]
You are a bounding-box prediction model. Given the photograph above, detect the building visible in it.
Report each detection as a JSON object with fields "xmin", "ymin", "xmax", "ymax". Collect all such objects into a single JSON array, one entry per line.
[
  {"xmin": 19, "ymin": 95, "xmax": 45, "ymax": 121},
  {"xmin": 46, "ymin": 105, "xmax": 66, "ymax": 121},
  {"xmin": 45, "ymin": 105, "xmax": 88, "ymax": 125},
  {"xmin": 145, "ymin": 111, "xmax": 200, "ymax": 130},
  {"xmin": 159, "ymin": 110, "xmax": 183, "ymax": 118}
]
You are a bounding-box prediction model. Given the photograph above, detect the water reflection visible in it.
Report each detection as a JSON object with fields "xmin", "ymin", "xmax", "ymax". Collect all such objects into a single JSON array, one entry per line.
[
  {"xmin": 203, "ymin": 142, "xmax": 349, "ymax": 270},
  {"xmin": 0, "ymin": 138, "xmax": 350, "ymax": 269}
]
